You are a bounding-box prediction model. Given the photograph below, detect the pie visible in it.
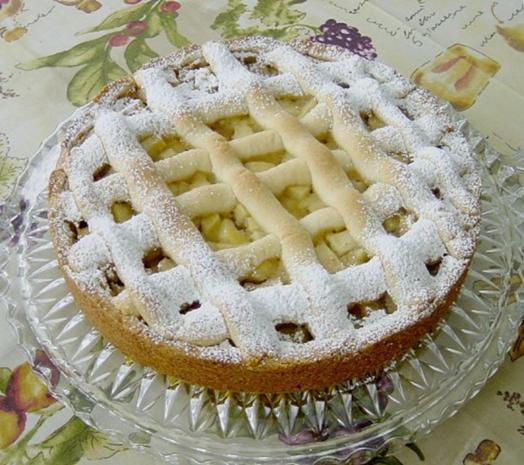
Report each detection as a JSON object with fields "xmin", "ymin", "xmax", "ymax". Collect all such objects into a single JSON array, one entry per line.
[{"xmin": 48, "ymin": 37, "xmax": 481, "ymax": 393}]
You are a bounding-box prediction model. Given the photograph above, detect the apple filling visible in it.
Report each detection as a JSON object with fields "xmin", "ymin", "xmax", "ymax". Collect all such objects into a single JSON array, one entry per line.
[{"xmin": 133, "ymin": 95, "xmax": 397, "ymax": 285}]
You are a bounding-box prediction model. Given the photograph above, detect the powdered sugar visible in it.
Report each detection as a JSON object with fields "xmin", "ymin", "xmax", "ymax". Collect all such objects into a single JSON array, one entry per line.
[{"xmin": 53, "ymin": 37, "xmax": 480, "ymax": 365}]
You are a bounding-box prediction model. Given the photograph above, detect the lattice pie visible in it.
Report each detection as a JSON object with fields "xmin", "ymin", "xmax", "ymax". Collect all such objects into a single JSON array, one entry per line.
[{"xmin": 49, "ymin": 37, "xmax": 480, "ymax": 393}]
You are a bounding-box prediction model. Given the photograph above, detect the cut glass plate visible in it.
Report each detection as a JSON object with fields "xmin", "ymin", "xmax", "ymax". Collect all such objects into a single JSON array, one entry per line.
[{"xmin": 1, "ymin": 103, "xmax": 523, "ymax": 465}]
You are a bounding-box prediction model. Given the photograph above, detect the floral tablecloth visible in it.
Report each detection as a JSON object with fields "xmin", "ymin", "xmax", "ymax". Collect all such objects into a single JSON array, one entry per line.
[{"xmin": 0, "ymin": 1, "xmax": 523, "ymax": 464}]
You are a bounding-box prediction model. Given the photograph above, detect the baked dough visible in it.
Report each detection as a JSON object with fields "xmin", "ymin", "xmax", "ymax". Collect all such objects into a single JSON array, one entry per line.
[{"xmin": 48, "ymin": 37, "xmax": 480, "ymax": 393}]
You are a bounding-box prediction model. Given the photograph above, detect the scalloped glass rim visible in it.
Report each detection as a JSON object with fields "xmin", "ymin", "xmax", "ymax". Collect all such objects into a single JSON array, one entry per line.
[{"xmin": 0, "ymin": 103, "xmax": 522, "ymax": 465}]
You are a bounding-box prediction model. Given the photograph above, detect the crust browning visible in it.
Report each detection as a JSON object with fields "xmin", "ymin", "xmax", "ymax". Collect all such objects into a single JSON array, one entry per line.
[
  {"xmin": 47, "ymin": 38, "xmax": 478, "ymax": 393},
  {"xmin": 57, "ymin": 257, "xmax": 468, "ymax": 393}
]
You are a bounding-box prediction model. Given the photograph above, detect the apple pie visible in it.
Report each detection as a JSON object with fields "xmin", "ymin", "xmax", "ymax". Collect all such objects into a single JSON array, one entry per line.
[{"xmin": 48, "ymin": 37, "xmax": 481, "ymax": 393}]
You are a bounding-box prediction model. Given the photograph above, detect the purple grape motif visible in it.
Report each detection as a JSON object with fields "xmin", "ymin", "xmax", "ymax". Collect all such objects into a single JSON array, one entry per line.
[
  {"xmin": 7, "ymin": 198, "xmax": 47, "ymax": 246},
  {"xmin": 313, "ymin": 19, "xmax": 377, "ymax": 60},
  {"xmin": 278, "ymin": 418, "xmax": 389, "ymax": 465}
]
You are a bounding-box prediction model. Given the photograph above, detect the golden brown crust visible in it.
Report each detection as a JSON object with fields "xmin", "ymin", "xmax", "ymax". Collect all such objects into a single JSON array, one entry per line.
[
  {"xmin": 47, "ymin": 37, "xmax": 479, "ymax": 393},
  {"xmin": 57, "ymin": 261, "xmax": 467, "ymax": 393},
  {"xmin": 50, "ymin": 165, "xmax": 470, "ymax": 392}
]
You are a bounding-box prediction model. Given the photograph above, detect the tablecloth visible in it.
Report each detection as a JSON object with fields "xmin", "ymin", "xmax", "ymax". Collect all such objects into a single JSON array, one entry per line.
[{"xmin": 0, "ymin": 1, "xmax": 523, "ymax": 464}]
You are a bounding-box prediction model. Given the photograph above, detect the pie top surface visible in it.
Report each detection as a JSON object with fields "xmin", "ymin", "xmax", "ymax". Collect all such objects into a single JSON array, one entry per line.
[{"xmin": 49, "ymin": 37, "xmax": 481, "ymax": 370}]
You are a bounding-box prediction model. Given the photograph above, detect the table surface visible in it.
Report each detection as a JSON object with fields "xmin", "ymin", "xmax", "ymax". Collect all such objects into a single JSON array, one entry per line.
[{"xmin": 0, "ymin": 1, "xmax": 523, "ymax": 464}]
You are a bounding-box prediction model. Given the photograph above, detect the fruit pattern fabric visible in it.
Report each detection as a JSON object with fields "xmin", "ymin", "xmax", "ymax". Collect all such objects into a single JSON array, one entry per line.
[
  {"xmin": 411, "ymin": 44, "xmax": 501, "ymax": 111},
  {"xmin": 0, "ymin": 1, "xmax": 523, "ymax": 464},
  {"xmin": 16, "ymin": 1, "xmax": 377, "ymax": 106},
  {"xmin": 0, "ymin": 0, "xmax": 102, "ymax": 43},
  {"xmin": 0, "ymin": 352, "xmax": 126, "ymax": 464},
  {"xmin": 463, "ymin": 440, "xmax": 501, "ymax": 465}
]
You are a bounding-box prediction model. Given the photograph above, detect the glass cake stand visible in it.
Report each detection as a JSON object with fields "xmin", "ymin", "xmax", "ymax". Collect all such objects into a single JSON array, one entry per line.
[{"xmin": 1, "ymin": 104, "xmax": 523, "ymax": 465}]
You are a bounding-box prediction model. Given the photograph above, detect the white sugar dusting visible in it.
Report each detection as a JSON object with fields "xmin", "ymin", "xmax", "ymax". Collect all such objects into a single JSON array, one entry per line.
[{"xmin": 51, "ymin": 36, "xmax": 480, "ymax": 366}]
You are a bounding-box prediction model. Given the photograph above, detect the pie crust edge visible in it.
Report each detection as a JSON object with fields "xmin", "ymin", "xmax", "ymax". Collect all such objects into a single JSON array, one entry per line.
[{"xmin": 47, "ymin": 38, "xmax": 478, "ymax": 393}]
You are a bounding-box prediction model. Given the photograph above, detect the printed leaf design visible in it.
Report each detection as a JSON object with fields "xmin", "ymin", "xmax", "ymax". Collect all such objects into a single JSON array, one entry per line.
[
  {"xmin": 144, "ymin": 9, "xmax": 164, "ymax": 38},
  {"xmin": 258, "ymin": 27, "xmax": 304, "ymax": 40},
  {"xmin": 406, "ymin": 442, "xmax": 425, "ymax": 461},
  {"xmin": 211, "ymin": 0, "xmax": 312, "ymax": 39},
  {"xmin": 0, "ymin": 367, "xmax": 11, "ymax": 395},
  {"xmin": 38, "ymin": 417, "xmax": 90, "ymax": 465},
  {"xmin": 251, "ymin": 0, "xmax": 307, "ymax": 27},
  {"xmin": 67, "ymin": 57, "xmax": 127, "ymax": 106},
  {"xmin": 0, "ymin": 137, "xmax": 26, "ymax": 201},
  {"xmin": 125, "ymin": 38, "xmax": 159, "ymax": 72},
  {"xmin": 17, "ymin": 38, "xmax": 107, "ymax": 70},
  {"xmin": 159, "ymin": 12, "xmax": 190, "ymax": 47},
  {"xmin": 211, "ymin": 0, "xmax": 252, "ymax": 38},
  {"xmin": 80, "ymin": 1, "xmax": 154, "ymax": 34},
  {"xmin": 19, "ymin": 0, "xmax": 312, "ymax": 108},
  {"xmin": 81, "ymin": 428, "xmax": 125, "ymax": 460},
  {"xmin": 128, "ymin": 430, "xmax": 152, "ymax": 445},
  {"xmin": 26, "ymin": 453, "xmax": 47, "ymax": 465}
]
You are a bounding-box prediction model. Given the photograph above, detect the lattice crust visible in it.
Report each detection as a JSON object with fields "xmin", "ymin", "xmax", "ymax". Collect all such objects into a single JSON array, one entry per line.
[{"xmin": 49, "ymin": 37, "xmax": 480, "ymax": 371}]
